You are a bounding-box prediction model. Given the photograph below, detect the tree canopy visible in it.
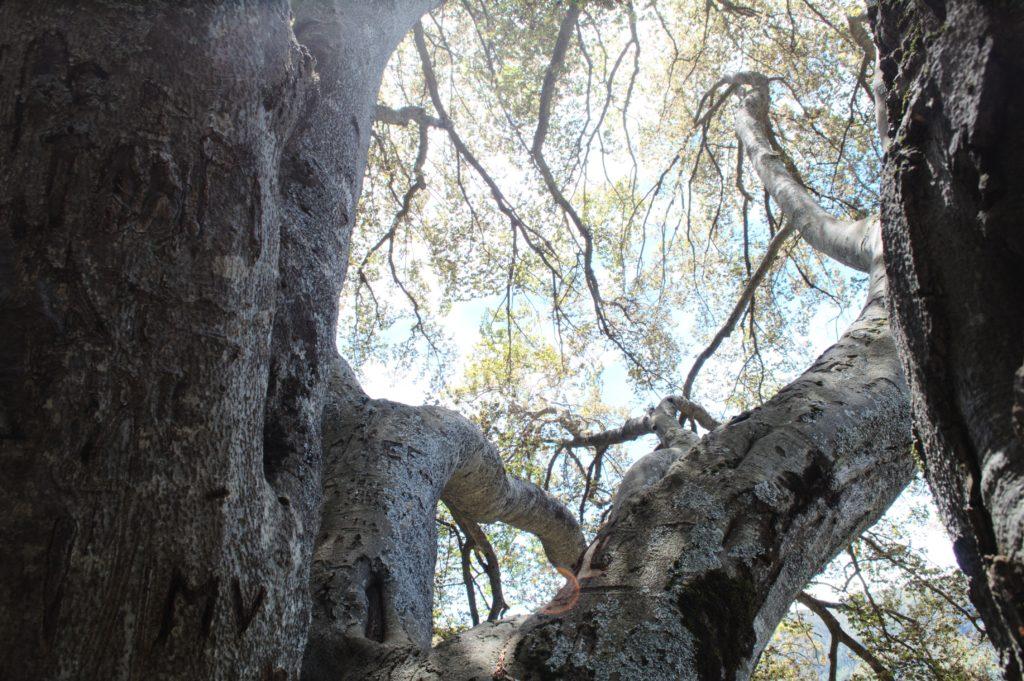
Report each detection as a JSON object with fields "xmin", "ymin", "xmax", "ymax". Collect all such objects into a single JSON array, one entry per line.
[
  {"xmin": 338, "ymin": 0, "xmax": 997, "ymax": 677},
  {"xmin": 2, "ymin": 0, "xmax": 1015, "ymax": 678}
]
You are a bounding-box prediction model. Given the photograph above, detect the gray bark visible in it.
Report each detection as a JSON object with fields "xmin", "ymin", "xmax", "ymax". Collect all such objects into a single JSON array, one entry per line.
[
  {"xmin": 729, "ymin": 72, "xmax": 879, "ymax": 272},
  {"xmin": 302, "ymin": 358, "xmax": 585, "ymax": 680},
  {"xmin": 0, "ymin": 1, "xmax": 432, "ymax": 678},
  {"xmin": 874, "ymin": 0, "xmax": 1024, "ymax": 675},
  {"xmin": 314, "ymin": 73, "xmax": 914, "ymax": 681}
]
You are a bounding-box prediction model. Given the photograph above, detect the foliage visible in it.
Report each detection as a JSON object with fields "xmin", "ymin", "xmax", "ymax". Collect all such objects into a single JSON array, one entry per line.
[
  {"xmin": 340, "ymin": 0, "xmax": 874, "ymax": 403},
  {"xmin": 341, "ymin": 0, "xmax": 999, "ymax": 676},
  {"xmin": 757, "ymin": 478, "xmax": 998, "ymax": 679}
]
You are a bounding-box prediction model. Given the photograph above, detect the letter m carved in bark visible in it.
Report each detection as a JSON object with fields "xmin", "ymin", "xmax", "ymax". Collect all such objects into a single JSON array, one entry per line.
[
  {"xmin": 153, "ymin": 568, "xmax": 220, "ymax": 648},
  {"xmin": 231, "ymin": 576, "xmax": 266, "ymax": 637}
]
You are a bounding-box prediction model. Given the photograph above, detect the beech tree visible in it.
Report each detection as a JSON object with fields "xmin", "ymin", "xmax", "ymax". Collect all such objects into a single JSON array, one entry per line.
[{"xmin": 0, "ymin": 1, "xmax": 1014, "ymax": 681}]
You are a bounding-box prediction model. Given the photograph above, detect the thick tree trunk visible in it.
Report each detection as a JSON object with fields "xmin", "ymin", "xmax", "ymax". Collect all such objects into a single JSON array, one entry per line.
[
  {"xmin": 0, "ymin": 2, "xmax": 430, "ymax": 678},
  {"xmin": 874, "ymin": 0, "xmax": 1024, "ymax": 675}
]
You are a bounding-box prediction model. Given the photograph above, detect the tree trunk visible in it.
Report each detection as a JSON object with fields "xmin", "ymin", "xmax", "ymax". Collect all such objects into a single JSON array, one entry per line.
[
  {"xmin": 874, "ymin": 0, "xmax": 1024, "ymax": 675},
  {"xmin": 0, "ymin": 2, "xmax": 430, "ymax": 678}
]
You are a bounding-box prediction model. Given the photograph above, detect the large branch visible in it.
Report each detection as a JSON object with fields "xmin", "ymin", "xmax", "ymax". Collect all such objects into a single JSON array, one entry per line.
[
  {"xmin": 684, "ymin": 69, "xmax": 880, "ymax": 401},
  {"xmin": 682, "ymin": 70, "xmax": 882, "ymax": 400},
  {"xmin": 562, "ymin": 396, "xmax": 721, "ymax": 452},
  {"xmin": 375, "ymin": 103, "xmax": 446, "ymax": 130},
  {"xmin": 302, "ymin": 358, "xmax": 585, "ymax": 678},
  {"xmin": 730, "ymin": 72, "xmax": 878, "ymax": 272},
  {"xmin": 442, "ymin": 428, "xmax": 586, "ymax": 569}
]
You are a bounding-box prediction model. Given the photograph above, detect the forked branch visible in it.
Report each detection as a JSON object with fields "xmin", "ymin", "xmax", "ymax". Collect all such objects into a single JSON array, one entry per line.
[
  {"xmin": 798, "ymin": 592, "xmax": 894, "ymax": 680},
  {"xmin": 562, "ymin": 395, "xmax": 721, "ymax": 452}
]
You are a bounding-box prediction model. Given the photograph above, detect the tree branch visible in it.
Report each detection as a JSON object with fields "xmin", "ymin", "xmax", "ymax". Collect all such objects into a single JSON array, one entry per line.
[
  {"xmin": 309, "ymin": 357, "xmax": 585, "ymax": 654},
  {"xmin": 728, "ymin": 71, "xmax": 878, "ymax": 272},
  {"xmin": 683, "ymin": 219, "xmax": 798, "ymax": 398},
  {"xmin": 412, "ymin": 23, "xmax": 566, "ymax": 287},
  {"xmin": 448, "ymin": 503, "xmax": 509, "ymax": 622},
  {"xmin": 528, "ymin": 5, "xmax": 656, "ymax": 378},
  {"xmin": 797, "ymin": 592, "xmax": 894, "ymax": 680},
  {"xmin": 375, "ymin": 103, "xmax": 447, "ymax": 130},
  {"xmin": 442, "ymin": 426, "xmax": 587, "ymax": 569},
  {"xmin": 532, "ymin": 2, "xmax": 582, "ymax": 156},
  {"xmin": 563, "ymin": 395, "xmax": 721, "ymax": 452},
  {"xmin": 846, "ymin": 14, "xmax": 888, "ymax": 147}
]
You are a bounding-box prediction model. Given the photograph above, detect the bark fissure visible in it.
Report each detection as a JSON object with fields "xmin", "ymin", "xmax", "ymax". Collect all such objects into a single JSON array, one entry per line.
[{"xmin": 874, "ymin": 0, "xmax": 1024, "ymax": 672}]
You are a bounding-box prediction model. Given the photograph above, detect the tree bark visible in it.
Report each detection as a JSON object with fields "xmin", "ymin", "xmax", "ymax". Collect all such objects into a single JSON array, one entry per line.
[
  {"xmin": 874, "ymin": 0, "xmax": 1024, "ymax": 675},
  {"xmin": 302, "ymin": 358, "xmax": 585, "ymax": 680},
  {"xmin": 346, "ymin": 264, "xmax": 912, "ymax": 681},
  {"xmin": 0, "ymin": 2, "xmax": 432, "ymax": 678},
  {"xmin": 319, "ymin": 74, "xmax": 915, "ymax": 680}
]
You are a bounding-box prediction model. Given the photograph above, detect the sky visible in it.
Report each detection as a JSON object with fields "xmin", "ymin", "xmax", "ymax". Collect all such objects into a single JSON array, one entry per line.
[
  {"xmin": 350, "ymin": 288, "xmax": 961, "ymax": 579},
  {"xmin": 347, "ymin": 2, "xmax": 962, "ymax": 630}
]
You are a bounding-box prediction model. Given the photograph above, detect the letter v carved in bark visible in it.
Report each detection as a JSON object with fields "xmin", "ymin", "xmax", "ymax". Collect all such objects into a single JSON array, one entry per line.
[{"xmin": 232, "ymin": 577, "xmax": 267, "ymax": 637}]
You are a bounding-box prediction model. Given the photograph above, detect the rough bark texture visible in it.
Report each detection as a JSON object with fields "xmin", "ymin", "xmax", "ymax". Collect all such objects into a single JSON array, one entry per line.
[
  {"xmin": 0, "ymin": 2, "xmax": 431, "ymax": 678},
  {"xmin": 874, "ymin": 0, "xmax": 1024, "ymax": 675}
]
